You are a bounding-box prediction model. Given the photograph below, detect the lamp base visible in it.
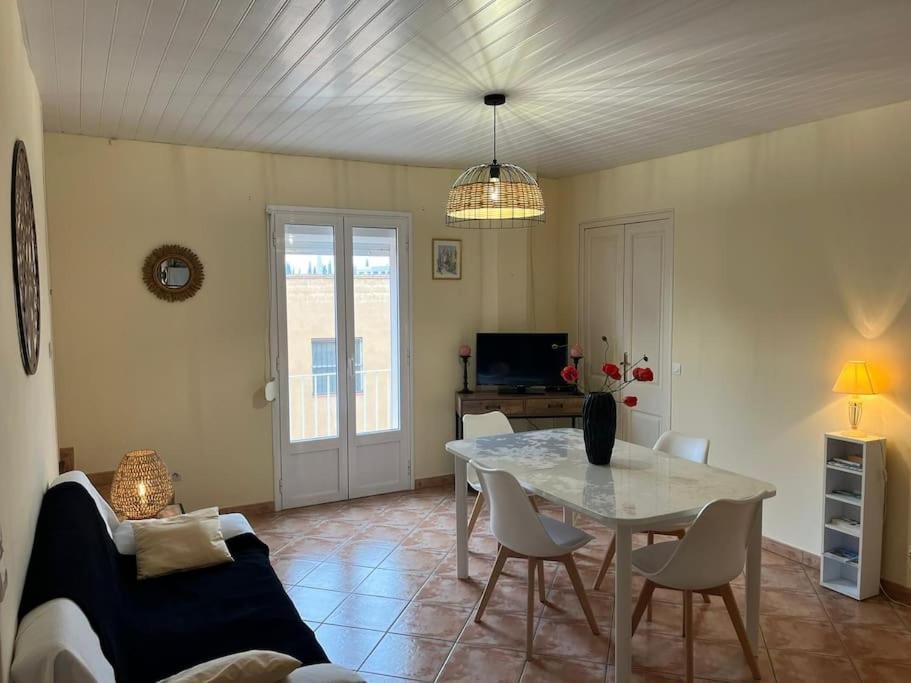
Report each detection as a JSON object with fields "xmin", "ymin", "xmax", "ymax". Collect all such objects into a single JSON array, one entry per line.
[{"xmin": 847, "ymin": 397, "xmax": 863, "ymax": 431}]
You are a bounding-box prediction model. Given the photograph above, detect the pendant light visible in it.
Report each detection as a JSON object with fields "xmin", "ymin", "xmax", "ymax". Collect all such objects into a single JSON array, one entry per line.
[{"xmin": 445, "ymin": 93, "xmax": 545, "ymax": 229}]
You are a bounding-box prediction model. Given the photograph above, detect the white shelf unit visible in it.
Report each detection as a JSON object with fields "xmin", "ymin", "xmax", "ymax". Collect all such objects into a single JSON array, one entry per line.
[{"xmin": 820, "ymin": 431, "xmax": 885, "ymax": 600}]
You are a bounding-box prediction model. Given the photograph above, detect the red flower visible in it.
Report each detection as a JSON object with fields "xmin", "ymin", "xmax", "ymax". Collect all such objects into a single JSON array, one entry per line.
[
  {"xmin": 601, "ymin": 362, "xmax": 621, "ymax": 380},
  {"xmin": 623, "ymin": 396, "xmax": 638, "ymax": 407},
  {"xmin": 560, "ymin": 365, "xmax": 579, "ymax": 384},
  {"xmin": 632, "ymin": 367, "xmax": 654, "ymax": 382}
]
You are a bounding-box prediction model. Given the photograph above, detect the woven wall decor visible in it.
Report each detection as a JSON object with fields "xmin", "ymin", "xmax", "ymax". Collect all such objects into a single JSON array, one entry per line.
[
  {"xmin": 142, "ymin": 244, "xmax": 204, "ymax": 302},
  {"xmin": 10, "ymin": 140, "xmax": 41, "ymax": 375}
]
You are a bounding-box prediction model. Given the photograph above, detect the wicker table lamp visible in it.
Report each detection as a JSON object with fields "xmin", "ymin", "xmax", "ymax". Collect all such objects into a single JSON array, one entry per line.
[{"xmin": 111, "ymin": 449, "xmax": 174, "ymax": 519}]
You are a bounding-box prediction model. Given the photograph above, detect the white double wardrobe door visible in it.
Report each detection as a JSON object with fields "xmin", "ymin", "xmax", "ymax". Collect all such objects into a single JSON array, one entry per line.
[
  {"xmin": 269, "ymin": 207, "xmax": 412, "ymax": 510},
  {"xmin": 580, "ymin": 214, "xmax": 673, "ymax": 447}
]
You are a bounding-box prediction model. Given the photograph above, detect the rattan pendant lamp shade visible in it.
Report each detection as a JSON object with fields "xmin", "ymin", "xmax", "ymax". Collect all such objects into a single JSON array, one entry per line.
[
  {"xmin": 111, "ymin": 449, "xmax": 174, "ymax": 519},
  {"xmin": 446, "ymin": 94, "xmax": 545, "ymax": 229}
]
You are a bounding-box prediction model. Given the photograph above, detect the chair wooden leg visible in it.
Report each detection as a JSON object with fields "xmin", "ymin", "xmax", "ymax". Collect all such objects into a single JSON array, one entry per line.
[
  {"xmin": 592, "ymin": 537, "xmax": 616, "ymax": 591},
  {"xmin": 631, "ymin": 579, "xmax": 656, "ymax": 636},
  {"xmin": 720, "ymin": 584, "xmax": 761, "ymax": 680},
  {"xmin": 526, "ymin": 558, "xmax": 536, "ymax": 660},
  {"xmin": 537, "ymin": 560, "xmax": 546, "ymax": 603},
  {"xmin": 467, "ymin": 493, "xmax": 484, "ymax": 539},
  {"xmin": 476, "ymin": 546, "xmax": 508, "ymax": 622},
  {"xmin": 562, "ymin": 555, "xmax": 600, "ymax": 635},
  {"xmin": 646, "ymin": 532, "xmax": 655, "ymax": 622},
  {"xmin": 701, "ymin": 592, "xmax": 711, "ymax": 604},
  {"xmin": 684, "ymin": 590, "xmax": 694, "ymax": 683},
  {"xmin": 529, "ymin": 495, "xmax": 539, "ymax": 512}
]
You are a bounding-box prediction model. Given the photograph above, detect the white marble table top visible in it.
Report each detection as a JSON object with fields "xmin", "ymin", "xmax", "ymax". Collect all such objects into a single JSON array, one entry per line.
[{"xmin": 445, "ymin": 428, "xmax": 776, "ymax": 527}]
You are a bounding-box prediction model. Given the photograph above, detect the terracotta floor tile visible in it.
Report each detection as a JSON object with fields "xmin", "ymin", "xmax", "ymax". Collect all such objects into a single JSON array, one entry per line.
[
  {"xmin": 314, "ymin": 623, "xmax": 384, "ymax": 670},
  {"xmin": 835, "ymin": 623, "xmax": 911, "ymax": 662},
  {"xmin": 360, "ymin": 633, "xmax": 453, "ymax": 682},
  {"xmin": 327, "ymin": 540, "xmax": 397, "ymax": 568},
  {"xmin": 277, "ymin": 536, "xmax": 343, "ymax": 561},
  {"xmin": 733, "ymin": 564, "xmax": 816, "ymax": 594},
  {"xmin": 747, "ymin": 587, "xmax": 829, "ymax": 619},
  {"xmin": 691, "ymin": 641, "xmax": 774, "ymax": 681},
  {"xmin": 307, "ymin": 519, "xmax": 366, "ymax": 540},
  {"xmin": 419, "ymin": 512, "xmax": 458, "ymax": 531},
  {"xmin": 760, "ymin": 615, "xmax": 844, "ymax": 654},
  {"xmin": 353, "ymin": 568, "xmax": 429, "ymax": 601},
  {"xmin": 391, "ymin": 602, "xmax": 473, "ymax": 640},
  {"xmin": 822, "ymin": 594, "xmax": 909, "ymax": 629},
  {"xmin": 413, "ymin": 575, "xmax": 484, "ymax": 607},
  {"xmin": 459, "ymin": 611, "xmax": 537, "ymax": 652},
  {"xmin": 255, "ymin": 531, "xmax": 297, "ymax": 554},
  {"xmin": 380, "ymin": 548, "xmax": 447, "ymax": 574},
  {"xmin": 522, "ymin": 656, "xmax": 607, "ymax": 683},
  {"xmin": 358, "ymin": 674, "xmax": 419, "ymax": 683},
  {"xmin": 435, "ymin": 551, "xmax": 497, "ymax": 578},
  {"xmin": 378, "ymin": 508, "xmax": 426, "ymax": 527},
  {"xmin": 533, "ymin": 618, "xmax": 610, "ymax": 663},
  {"xmin": 768, "ymin": 650, "xmax": 860, "ymax": 682},
  {"xmin": 484, "ymin": 579, "xmax": 547, "ymax": 617},
  {"xmin": 852, "ymin": 658, "xmax": 911, "ymax": 682},
  {"xmin": 467, "ymin": 533, "xmax": 501, "ymax": 557},
  {"xmin": 270, "ymin": 556, "xmax": 318, "ymax": 585},
  {"xmin": 325, "ymin": 593, "xmax": 408, "ymax": 631},
  {"xmin": 438, "ymin": 644, "xmax": 527, "ymax": 683},
  {"xmin": 297, "ymin": 561, "xmax": 374, "ymax": 592},
  {"xmin": 353, "ymin": 523, "xmax": 412, "ymax": 543},
  {"xmin": 286, "ymin": 585, "xmax": 348, "ymax": 621},
  {"xmin": 400, "ymin": 528, "xmax": 458, "ymax": 551},
  {"xmin": 542, "ymin": 587, "xmax": 614, "ymax": 626},
  {"xmin": 629, "ymin": 599, "xmax": 684, "ymax": 638}
]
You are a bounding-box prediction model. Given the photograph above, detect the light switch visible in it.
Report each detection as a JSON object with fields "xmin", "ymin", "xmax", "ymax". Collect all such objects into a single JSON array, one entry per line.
[{"xmin": 672, "ymin": 363, "xmax": 682, "ymax": 375}]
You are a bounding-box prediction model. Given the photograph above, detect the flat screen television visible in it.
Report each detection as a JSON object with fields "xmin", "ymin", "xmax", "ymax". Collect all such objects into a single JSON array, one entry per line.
[{"xmin": 476, "ymin": 332, "xmax": 568, "ymax": 390}]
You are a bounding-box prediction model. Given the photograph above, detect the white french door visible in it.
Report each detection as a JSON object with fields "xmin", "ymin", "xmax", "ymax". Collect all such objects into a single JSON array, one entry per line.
[
  {"xmin": 269, "ymin": 207, "xmax": 412, "ymax": 509},
  {"xmin": 579, "ymin": 214, "xmax": 673, "ymax": 447}
]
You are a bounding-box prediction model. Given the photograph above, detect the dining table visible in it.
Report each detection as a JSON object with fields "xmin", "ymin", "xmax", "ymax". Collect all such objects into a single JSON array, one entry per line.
[{"xmin": 445, "ymin": 428, "xmax": 777, "ymax": 682}]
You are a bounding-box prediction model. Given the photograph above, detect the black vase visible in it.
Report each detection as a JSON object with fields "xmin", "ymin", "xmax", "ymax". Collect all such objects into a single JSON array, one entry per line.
[{"xmin": 582, "ymin": 392, "xmax": 617, "ymax": 465}]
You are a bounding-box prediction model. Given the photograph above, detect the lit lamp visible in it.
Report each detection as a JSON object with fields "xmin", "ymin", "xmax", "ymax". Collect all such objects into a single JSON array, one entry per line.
[
  {"xmin": 110, "ymin": 449, "xmax": 174, "ymax": 519},
  {"xmin": 832, "ymin": 361, "xmax": 876, "ymax": 432}
]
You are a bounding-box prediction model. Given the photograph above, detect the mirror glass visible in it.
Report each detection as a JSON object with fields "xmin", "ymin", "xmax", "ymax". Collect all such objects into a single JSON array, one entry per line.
[{"xmin": 156, "ymin": 258, "xmax": 191, "ymax": 289}]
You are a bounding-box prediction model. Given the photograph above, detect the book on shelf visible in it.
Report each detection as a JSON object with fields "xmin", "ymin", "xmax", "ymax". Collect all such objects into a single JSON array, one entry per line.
[
  {"xmin": 829, "ymin": 456, "xmax": 863, "ymax": 470},
  {"xmin": 828, "ymin": 547, "xmax": 859, "ymax": 562},
  {"xmin": 828, "ymin": 516, "xmax": 861, "ymax": 533},
  {"xmin": 831, "ymin": 488, "xmax": 861, "ymax": 499}
]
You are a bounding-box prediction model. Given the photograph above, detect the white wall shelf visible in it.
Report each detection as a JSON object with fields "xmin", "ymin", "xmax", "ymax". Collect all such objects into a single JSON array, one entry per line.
[{"xmin": 820, "ymin": 431, "xmax": 885, "ymax": 600}]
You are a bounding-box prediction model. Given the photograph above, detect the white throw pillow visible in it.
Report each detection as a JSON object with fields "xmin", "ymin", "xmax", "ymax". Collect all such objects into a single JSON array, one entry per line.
[
  {"xmin": 11, "ymin": 598, "xmax": 115, "ymax": 683},
  {"xmin": 115, "ymin": 512, "xmax": 253, "ymax": 555},
  {"xmin": 132, "ymin": 507, "xmax": 233, "ymax": 579},
  {"xmin": 284, "ymin": 664, "xmax": 366, "ymax": 682},
  {"xmin": 158, "ymin": 650, "xmax": 301, "ymax": 683}
]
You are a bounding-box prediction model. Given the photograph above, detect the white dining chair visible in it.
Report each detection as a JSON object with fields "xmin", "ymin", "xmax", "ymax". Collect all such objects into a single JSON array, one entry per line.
[
  {"xmin": 630, "ymin": 496, "xmax": 764, "ymax": 682},
  {"xmin": 472, "ymin": 462, "xmax": 600, "ymax": 659},
  {"xmin": 593, "ymin": 430, "xmax": 710, "ymax": 592},
  {"xmin": 462, "ymin": 412, "xmax": 538, "ymax": 538}
]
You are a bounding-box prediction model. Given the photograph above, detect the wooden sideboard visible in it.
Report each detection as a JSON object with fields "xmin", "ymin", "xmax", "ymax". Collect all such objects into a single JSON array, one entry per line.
[{"xmin": 454, "ymin": 391, "xmax": 584, "ymax": 438}]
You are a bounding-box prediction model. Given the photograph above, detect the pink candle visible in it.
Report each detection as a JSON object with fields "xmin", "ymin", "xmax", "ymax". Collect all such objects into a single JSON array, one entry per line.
[
  {"xmin": 458, "ymin": 344, "xmax": 472, "ymax": 358},
  {"xmin": 570, "ymin": 344, "xmax": 584, "ymax": 359}
]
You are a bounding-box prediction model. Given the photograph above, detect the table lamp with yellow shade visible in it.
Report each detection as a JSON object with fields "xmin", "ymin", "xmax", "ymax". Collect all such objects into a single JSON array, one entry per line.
[
  {"xmin": 110, "ymin": 449, "xmax": 174, "ymax": 519},
  {"xmin": 832, "ymin": 361, "xmax": 876, "ymax": 431}
]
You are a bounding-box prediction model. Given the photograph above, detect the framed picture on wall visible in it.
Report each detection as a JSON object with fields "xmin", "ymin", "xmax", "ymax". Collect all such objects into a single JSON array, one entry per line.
[{"xmin": 432, "ymin": 239, "xmax": 462, "ymax": 280}]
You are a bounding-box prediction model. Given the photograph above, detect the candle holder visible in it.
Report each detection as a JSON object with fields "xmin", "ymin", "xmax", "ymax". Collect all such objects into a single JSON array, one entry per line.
[{"xmin": 458, "ymin": 355, "xmax": 473, "ymax": 394}]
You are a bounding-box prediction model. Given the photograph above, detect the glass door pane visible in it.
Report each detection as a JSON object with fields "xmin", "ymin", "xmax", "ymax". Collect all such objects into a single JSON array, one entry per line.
[
  {"xmin": 285, "ymin": 224, "xmax": 339, "ymax": 441},
  {"xmin": 351, "ymin": 226, "xmax": 400, "ymax": 434}
]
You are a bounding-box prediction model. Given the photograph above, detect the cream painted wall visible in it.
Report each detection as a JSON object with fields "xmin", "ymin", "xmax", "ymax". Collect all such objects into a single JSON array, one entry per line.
[
  {"xmin": 44, "ymin": 134, "xmax": 561, "ymax": 512},
  {"xmin": 555, "ymin": 99, "xmax": 911, "ymax": 587},
  {"xmin": 0, "ymin": 0, "xmax": 60, "ymax": 678}
]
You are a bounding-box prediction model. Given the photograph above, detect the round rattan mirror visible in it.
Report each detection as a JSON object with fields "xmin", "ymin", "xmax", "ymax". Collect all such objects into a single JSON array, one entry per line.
[{"xmin": 142, "ymin": 244, "xmax": 204, "ymax": 302}]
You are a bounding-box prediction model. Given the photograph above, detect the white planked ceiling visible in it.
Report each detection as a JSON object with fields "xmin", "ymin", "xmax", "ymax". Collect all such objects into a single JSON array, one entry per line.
[{"xmin": 19, "ymin": 0, "xmax": 911, "ymax": 177}]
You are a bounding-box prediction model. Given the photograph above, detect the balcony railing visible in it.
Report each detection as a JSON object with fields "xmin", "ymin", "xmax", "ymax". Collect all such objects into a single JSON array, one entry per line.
[{"xmin": 289, "ymin": 368, "xmax": 394, "ymax": 440}]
